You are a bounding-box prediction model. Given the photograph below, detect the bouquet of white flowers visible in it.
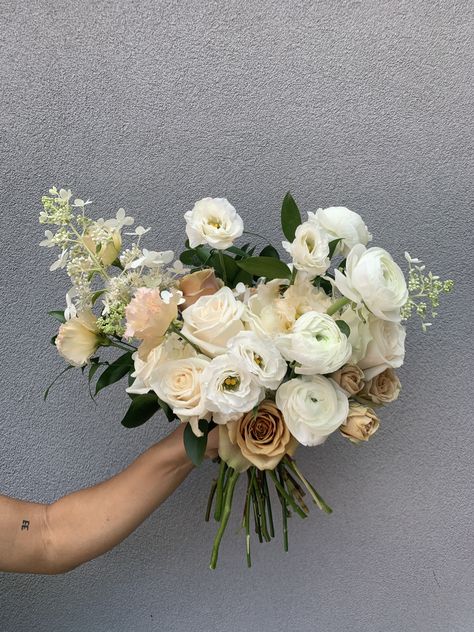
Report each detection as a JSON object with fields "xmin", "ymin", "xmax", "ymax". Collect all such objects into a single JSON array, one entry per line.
[{"xmin": 40, "ymin": 187, "xmax": 453, "ymax": 568}]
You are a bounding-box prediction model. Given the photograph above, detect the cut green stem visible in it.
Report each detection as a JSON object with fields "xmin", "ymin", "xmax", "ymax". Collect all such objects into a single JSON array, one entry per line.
[
  {"xmin": 209, "ymin": 470, "xmax": 240, "ymax": 569},
  {"xmin": 326, "ymin": 297, "xmax": 350, "ymax": 316},
  {"xmin": 268, "ymin": 469, "xmax": 307, "ymax": 519},
  {"xmin": 214, "ymin": 460, "xmax": 227, "ymax": 522},
  {"xmin": 262, "ymin": 471, "xmax": 275, "ymax": 538},
  {"xmin": 205, "ymin": 479, "xmax": 217, "ymax": 522}
]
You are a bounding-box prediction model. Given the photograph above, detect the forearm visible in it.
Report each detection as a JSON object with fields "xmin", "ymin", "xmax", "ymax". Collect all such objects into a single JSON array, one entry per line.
[{"xmin": 0, "ymin": 426, "xmax": 194, "ymax": 574}]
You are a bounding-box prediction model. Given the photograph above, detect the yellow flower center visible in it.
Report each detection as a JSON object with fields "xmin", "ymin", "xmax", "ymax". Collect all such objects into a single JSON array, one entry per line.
[{"xmin": 222, "ymin": 375, "xmax": 240, "ymax": 391}]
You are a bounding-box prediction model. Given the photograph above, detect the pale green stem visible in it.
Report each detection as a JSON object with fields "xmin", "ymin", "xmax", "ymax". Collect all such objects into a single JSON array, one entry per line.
[
  {"xmin": 209, "ymin": 469, "xmax": 240, "ymax": 569},
  {"xmin": 326, "ymin": 297, "xmax": 350, "ymax": 316}
]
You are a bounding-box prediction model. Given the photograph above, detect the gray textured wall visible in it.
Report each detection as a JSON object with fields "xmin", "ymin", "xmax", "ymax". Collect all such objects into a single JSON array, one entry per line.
[{"xmin": 1, "ymin": 1, "xmax": 473, "ymax": 631}]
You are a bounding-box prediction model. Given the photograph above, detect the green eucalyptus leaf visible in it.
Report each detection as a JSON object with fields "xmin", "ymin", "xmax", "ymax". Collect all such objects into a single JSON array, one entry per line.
[
  {"xmin": 281, "ymin": 192, "xmax": 302, "ymax": 242},
  {"xmin": 335, "ymin": 320, "xmax": 351, "ymax": 337},
  {"xmin": 183, "ymin": 419, "xmax": 210, "ymax": 466},
  {"xmin": 121, "ymin": 392, "xmax": 160, "ymax": 428},
  {"xmin": 95, "ymin": 351, "xmax": 134, "ymax": 395},
  {"xmin": 259, "ymin": 245, "xmax": 280, "ymax": 260},
  {"xmin": 236, "ymin": 256, "xmax": 291, "ymax": 280},
  {"xmin": 48, "ymin": 310, "xmax": 66, "ymax": 324}
]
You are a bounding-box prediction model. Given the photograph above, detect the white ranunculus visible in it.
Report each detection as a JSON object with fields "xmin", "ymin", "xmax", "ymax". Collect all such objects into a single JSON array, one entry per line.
[
  {"xmin": 276, "ymin": 376, "xmax": 349, "ymax": 446},
  {"xmin": 201, "ymin": 354, "xmax": 265, "ymax": 425},
  {"xmin": 334, "ymin": 245, "xmax": 408, "ymax": 322},
  {"xmin": 243, "ymin": 279, "xmax": 293, "ymax": 338},
  {"xmin": 338, "ymin": 306, "xmax": 373, "ymax": 364},
  {"xmin": 227, "ymin": 331, "xmax": 287, "ymax": 390},
  {"xmin": 184, "ymin": 197, "xmax": 243, "ymax": 250},
  {"xmin": 55, "ymin": 310, "xmax": 101, "ymax": 367},
  {"xmin": 313, "ymin": 206, "xmax": 371, "ymax": 255},
  {"xmin": 358, "ymin": 316, "xmax": 406, "ymax": 380},
  {"xmin": 149, "ymin": 356, "xmax": 210, "ymax": 436},
  {"xmin": 126, "ymin": 333, "xmax": 196, "ymax": 395},
  {"xmin": 275, "ymin": 311, "xmax": 352, "ymax": 375},
  {"xmin": 282, "ymin": 216, "xmax": 330, "ymax": 279},
  {"xmin": 181, "ymin": 286, "xmax": 245, "ymax": 357}
]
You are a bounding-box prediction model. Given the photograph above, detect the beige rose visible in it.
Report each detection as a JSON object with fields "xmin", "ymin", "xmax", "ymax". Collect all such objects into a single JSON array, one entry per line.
[
  {"xmin": 329, "ymin": 364, "xmax": 365, "ymax": 396},
  {"xmin": 218, "ymin": 400, "xmax": 298, "ymax": 471},
  {"xmin": 360, "ymin": 368, "xmax": 401, "ymax": 405},
  {"xmin": 340, "ymin": 402, "xmax": 380, "ymax": 443},
  {"xmin": 124, "ymin": 287, "xmax": 179, "ymax": 359},
  {"xmin": 178, "ymin": 268, "xmax": 223, "ymax": 309},
  {"xmin": 56, "ymin": 310, "xmax": 102, "ymax": 366},
  {"xmin": 83, "ymin": 229, "xmax": 122, "ymax": 266}
]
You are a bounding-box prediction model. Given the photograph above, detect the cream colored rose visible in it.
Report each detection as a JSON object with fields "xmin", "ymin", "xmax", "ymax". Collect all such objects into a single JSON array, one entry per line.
[
  {"xmin": 329, "ymin": 364, "xmax": 365, "ymax": 396},
  {"xmin": 149, "ymin": 356, "xmax": 210, "ymax": 436},
  {"xmin": 358, "ymin": 316, "xmax": 406, "ymax": 380},
  {"xmin": 181, "ymin": 286, "xmax": 245, "ymax": 357},
  {"xmin": 360, "ymin": 368, "xmax": 401, "ymax": 405},
  {"xmin": 124, "ymin": 287, "xmax": 179, "ymax": 359},
  {"xmin": 218, "ymin": 400, "xmax": 298, "ymax": 472},
  {"xmin": 56, "ymin": 310, "xmax": 102, "ymax": 366},
  {"xmin": 178, "ymin": 268, "xmax": 223, "ymax": 309},
  {"xmin": 83, "ymin": 229, "xmax": 122, "ymax": 266},
  {"xmin": 340, "ymin": 402, "xmax": 380, "ymax": 443}
]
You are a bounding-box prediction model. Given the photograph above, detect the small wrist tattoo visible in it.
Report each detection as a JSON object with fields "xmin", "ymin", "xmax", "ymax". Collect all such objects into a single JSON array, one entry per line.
[{"xmin": 21, "ymin": 519, "xmax": 30, "ymax": 531}]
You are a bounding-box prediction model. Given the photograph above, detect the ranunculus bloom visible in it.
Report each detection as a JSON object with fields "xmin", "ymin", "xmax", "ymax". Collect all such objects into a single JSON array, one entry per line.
[
  {"xmin": 314, "ymin": 206, "xmax": 372, "ymax": 255},
  {"xmin": 124, "ymin": 287, "xmax": 179, "ymax": 359},
  {"xmin": 282, "ymin": 216, "xmax": 330, "ymax": 279},
  {"xmin": 360, "ymin": 368, "xmax": 401, "ymax": 405},
  {"xmin": 218, "ymin": 400, "xmax": 298, "ymax": 472},
  {"xmin": 275, "ymin": 311, "xmax": 352, "ymax": 375},
  {"xmin": 276, "ymin": 376, "xmax": 349, "ymax": 446},
  {"xmin": 178, "ymin": 268, "xmax": 223, "ymax": 310},
  {"xmin": 150, "ymin": 356, "xmax": 210, "ymax": 436},
  {"xmin": 184, "ymin": 197, "xmax": 244, "ymax": 250},
  {"xmin": 334, "ymin": 245, "xmax": 408, "ymax": 322},
  {"xmin": 329, "ymin": 364, "xmax": 365, "ymax": 396},
  {"xmin": 358, "ymin": 316, "xmax": 406, "ymax": 380},
  {"xmin": 181, "ymin": 286, "xmax": 245, "ymax": 357},
  {"xmin": 56, "ymin": 310, "xmax": 101, "ymax": 366},
  {"xmin": 340, "ymin": 402, "xmax": 380, "ymax": 443},
  {"xmin": 337, "ymin": 306, "xmax": 373, "ymax": 364}
]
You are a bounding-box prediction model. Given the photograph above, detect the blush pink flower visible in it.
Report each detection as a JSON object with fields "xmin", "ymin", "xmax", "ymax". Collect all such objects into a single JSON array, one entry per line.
[{"xmin": 125, "ymin": 287, "xmax": 178, "ymax": 359}]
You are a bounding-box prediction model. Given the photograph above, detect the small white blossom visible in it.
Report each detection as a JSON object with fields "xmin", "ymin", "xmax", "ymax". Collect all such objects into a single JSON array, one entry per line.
[
  {"xmin": 105, "ymin": 208, "xmax": 134, "ymax": 230},
  {"xmin": 40, "ymin": 230, "xmax": 55, "ymax": 247},
  {"xmin": 50, "ymin": 250, "xmax": 69, "ymax": 271},
  {"xmin": 64, "ymin": 289, "xmax": 79, "ymax": 320},
  {"xmin": 125, "ymin": 225, "xmax": 150, "ymax": 237},
  {"xmin": 170, "ymin": 260, "xmax": 190, "ymax": 275},
  {"xmin": 129, "ymin": 248, "xmax": 174, "ymax": 269}
]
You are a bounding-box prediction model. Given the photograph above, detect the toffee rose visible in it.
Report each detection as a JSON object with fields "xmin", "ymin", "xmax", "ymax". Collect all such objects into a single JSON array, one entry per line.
[{"xmin": 340, "ymin": 403, "xmax": 380, "ymax": 443}]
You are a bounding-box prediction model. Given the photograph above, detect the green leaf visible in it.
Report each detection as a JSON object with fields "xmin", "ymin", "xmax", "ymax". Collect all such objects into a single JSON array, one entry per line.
[
  {"xmin": 179, "ymin": 249, "xmax": 202, "ymax": 266},
  {"xmin": 259, "ymin": 245, "xmax": 280, "ymax": 260},
  {"xmin": 183, "ymin": 419, "xmax": 210, "ymax": 466},
  {"xmin": 91, "ymin": 290, "xmax": 105, "ymax": 305},
  {"xmin": 335, "ymin": 320, "xmax": 351, "ymax": 337},
  {"xmin": 44, "ymin": 365, "xmax": 75, "ymax": 401},
  {"xmin": 121, "ymin": 393, "xmax": 160, "ymax": 428},
  {"xmin": 111, "ymin": 258, "xmax": 124, "ymax": 270},
  {"xmin": 209, "ymin": 252, "xmax": 240, "ymax": 286},
  {"xmin": 232, "ymin": 268, "xmax": 253, "ymax": 287},
  {"xmin": 236, "ymin": 256, "xmax": 291, "ymax": 280},
  {"xmin": 156, "ymin": 396, "xmax": 177, "ymax": 422},
  {"xmin": 95, "ymin": 351, "xmax": 134, "ymax": 395},
  {"xmin": 50, "ymin": 335, "xmax": 57, "ymax": 346},
  {"xmin": 281, "ymin": 192, "xmax": 302, "ymax": 242},
  {"xmin": 48, "ymin": 310, "xmax": 66, "ymax": 324},
  {"xmin": 328, "ymin": 239, "xmax": 342, "ymax": 259}
]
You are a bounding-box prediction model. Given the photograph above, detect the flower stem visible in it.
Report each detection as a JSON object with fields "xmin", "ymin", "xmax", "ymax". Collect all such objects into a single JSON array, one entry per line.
[
  {"xmin": 326, "ymin": 297, "xmax": 350, "ymax": 316},
  {"xmin": 205, "ymin": 478, "xmax": 217, "ymax": 522},
  {"xmin": 262, "ymin": 471, "xmax": 275, "ymax": 538},
  {"xmin": 244, "ymin": 479, "xmax": 252, "ymax": 568},
  {"xmin": 252, "ymin": 470, "xmax": 270, "ymax": 542},
  {"xmin": 213, "ymin": 460, "xmax": 227, "ymax": 522},
  {"xmin": 218, "ymin": 251, "xmax": 227, "ymax": 285},
  {"xmin": 268, "ymin": 469, "xmax": 307, "ymax": 519},
  {"xmin": 209, "ymin": 469, "xmax": 240, "ymax": 569},
  {"xmin": 284, "ymin": 457, "xmax": 332, "ymax": 514}
]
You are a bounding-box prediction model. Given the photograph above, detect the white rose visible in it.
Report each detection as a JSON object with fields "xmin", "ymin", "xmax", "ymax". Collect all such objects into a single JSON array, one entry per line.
[
  {"xmin": 149, "ymin": 356, "xmax": 210, "ymax": 436},
  {"xmin": 201, "ymin": 354, "xmax": 265, "ymax": 424},
  {"xmin": 314, "ymin": 206, "xmax": 372, "ymax": 255},
  {"xmin": 181, "ymin": 286, "xmax": 245, "ymax": 357},
  {"xmin": 276, "ymin": 376, "xmax": 349, "ymax": 446},
  {"xmin": 55, "ymin": 310, "xmax": 101, "ymax": 367},
  {"xmin": 184, "ymin": 197, "xmax": 243, "ymax": 250},
  {"xmin": 282, "ymin": 216, "xmax": 330, "ymax": 279},
  {"xmin": 338, "ymin": 306, "xmax": 373, "ymax": 364},
  {"xmin": 227, "ymin": 331, "xmax": 287, "ymax": 390},
  {"xmin": 334, "ymin": 245, "xmax": 408, "ymax": 322},
  {"xmin": 358, "ymin": 316, "xmax": 406, "ymax": 380},
  {"xmin": 126, "ymin": 333, "xmax": 196, "ymax": 395},
  {"xmin": 275, "ymin": 311, "xmax": 352, "ymax": 375}
]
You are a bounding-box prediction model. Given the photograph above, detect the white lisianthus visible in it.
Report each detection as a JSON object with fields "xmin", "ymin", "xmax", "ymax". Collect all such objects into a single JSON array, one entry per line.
[
  {"xmin": 275, "ymin": 311, "xmax": 352, "ymax": 375},
  {"xmin": 227, "ymin": 331, "xmax": 287, "ymax": 390},
  {"xmin": 313, "ymin": 206, "xmax": 372, "ymax": 255},
  {"xmin": 338, "ymin": 306, "xmax": 373, "ymax": 364},
  {"xmin": 181, "ymin": 286, "xmax": 245, "ymax": 357},
  {"xmin": 55, "ymin": 310, "xmax": 102, "ymax": 367},
  {"xmin": 358, "ymin": 316, "xmax": 406, "ymax": 380},
  {"xmin": 201, "ymin": 354, "xmax": 265, "ymax": 424},
  {"xmin": 184, "ymin": 197, "xmax": 243, "ymax": 250},
  {"xmin": 282, "ymin": 216, "xmax": 330, "ymax": 279},
  {"xmin": 334, "ymin": 245, "xmax": 408, "ymax": 322},
  {"xmin": 149, "ymin": 356, "xmax": 210, "ymax": 436},
  {"xmin": 276, "ymin": 376, "xmax": 349, "ymax": 446},
  {"xmin": 126, "ymin": 333, "xmax": 196, "ymax": 395}
]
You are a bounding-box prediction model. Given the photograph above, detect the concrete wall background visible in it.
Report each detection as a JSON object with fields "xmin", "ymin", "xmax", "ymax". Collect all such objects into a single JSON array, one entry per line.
[{"xmin": 1, "ymin": 1, "xmax": 473, "ymax": 631}]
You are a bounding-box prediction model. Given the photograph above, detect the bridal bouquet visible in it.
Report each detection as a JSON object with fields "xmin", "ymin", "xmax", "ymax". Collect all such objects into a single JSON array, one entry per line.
[{"xmin": 39, "ymin": 187, "xmax": 453, "ymax": 568}]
